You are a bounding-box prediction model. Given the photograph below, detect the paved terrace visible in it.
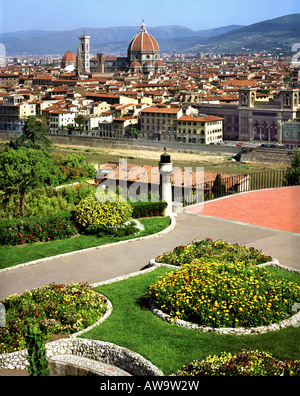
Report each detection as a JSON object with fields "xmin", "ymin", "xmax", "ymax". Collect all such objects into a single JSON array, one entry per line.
[{"xmin": 0, "ymin": 187, "xmax": 299, "ymax": 301}]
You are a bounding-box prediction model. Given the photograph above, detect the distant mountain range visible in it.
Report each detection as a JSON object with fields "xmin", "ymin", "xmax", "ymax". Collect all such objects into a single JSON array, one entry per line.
[{"xmin": 0, "ymin": 13, "xmax": 300, "ymax": 56}]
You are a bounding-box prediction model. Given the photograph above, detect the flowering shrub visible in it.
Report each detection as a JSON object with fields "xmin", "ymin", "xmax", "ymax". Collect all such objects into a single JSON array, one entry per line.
[
  {"xmin": 74, "ymin": 194, "xmax": 133, "ymax": 228},
  {"xmin": 148, "ymin": 261, "xmax": 300, "ymax": 328},
  {"xmin": 85, "ymin": 219, "xmax": 144, "ymax": 237},
  {"xmin": 172, "ymin": 349, "xmax": 300, "ymax": 376},
  {"xmin": 155, "ymin": 238, "xmax": 272, "ymax": 267},
  {"xmin": 0, "ymin": 211, "xmax": 78, "ymax": 246},
  {"xmin": 0, "ymin": 282, "xmax": 107, "ymax": 354}
]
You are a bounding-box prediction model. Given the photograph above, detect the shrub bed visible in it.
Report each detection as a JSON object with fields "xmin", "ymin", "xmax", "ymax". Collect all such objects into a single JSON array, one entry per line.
[
  {"xmin": 172, "ymin": 349, "xmax": 300, "ymax": 376},
  {"xmin": 148, "ymin": 261, "xmax": 300, "ymax": 328},
  {"xmin": 0, "ymin": 282, "xmax": 107, "ymax": 354},
  {"xmin": 0, "ymin": 211, "xmax": 78, "ymax": 246},
  {"xmin": 74, "ymin": 195, "xmax": 133, "ymax": 228},
  {"xmin": 155, "ymin": 238, "xmax": 272, "ymax": 267},
  {"xmin": 130, "ymin": 201, "xmax": 167, "ymax": 218}
]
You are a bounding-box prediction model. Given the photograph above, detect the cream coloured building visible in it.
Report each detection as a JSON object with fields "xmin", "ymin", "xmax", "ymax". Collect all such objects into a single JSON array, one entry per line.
[
  {"xmin": 140, "ymin": 106, "xmax": 183, "ymax": 140},
  {"xmin": 177, "ymin": 115, "xmax": 223, "ymax": 144}
]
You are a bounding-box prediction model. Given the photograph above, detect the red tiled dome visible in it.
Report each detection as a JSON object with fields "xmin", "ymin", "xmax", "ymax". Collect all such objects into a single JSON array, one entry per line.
[
  {"xmin": 128, "ymin": 21, "xmax": 159, "ymax": 53},
  {"xmin": 155, "ymin": 60, "xmax": 165, "ymax": 67},
  {"xmin": 62, "ymin": 51, "xmax": 76, "ymax": 62},
  {"xmin": 130, "ymin": 60, "xmax": 142, "ymax": 68}
]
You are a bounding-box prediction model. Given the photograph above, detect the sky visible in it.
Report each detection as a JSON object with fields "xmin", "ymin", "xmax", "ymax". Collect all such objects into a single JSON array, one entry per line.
[{"xmin": 0, "ymin": 0, "xmax": 299, "ymax": 33}]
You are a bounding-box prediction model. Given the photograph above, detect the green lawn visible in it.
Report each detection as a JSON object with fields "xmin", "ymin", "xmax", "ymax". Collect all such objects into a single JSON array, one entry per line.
[
  {"xmin": 81, "ymin": 266, "xmax": 300, "ymax": 375},
  {"xmin": 0, "ymin": 217, "xmax": 170, "ymax": 269}
]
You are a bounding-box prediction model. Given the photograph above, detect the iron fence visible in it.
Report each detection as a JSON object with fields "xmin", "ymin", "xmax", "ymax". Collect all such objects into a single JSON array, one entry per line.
[{"xmin": 174, "ymin": 170, "xmax": 298, "ymax": 207}]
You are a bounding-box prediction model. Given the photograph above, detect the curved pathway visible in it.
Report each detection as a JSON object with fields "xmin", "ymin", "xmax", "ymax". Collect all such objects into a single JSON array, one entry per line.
[
  {"xmin": 0, "ymin": 187, "xmax": 300, "ymax": 299},
  {"xmin": 1, "ymin": 187, "xmax": 300, "ymax": 300},
  {"xmin": 0, "ymin": 187, "xmax": 300, "ymax": 377}
]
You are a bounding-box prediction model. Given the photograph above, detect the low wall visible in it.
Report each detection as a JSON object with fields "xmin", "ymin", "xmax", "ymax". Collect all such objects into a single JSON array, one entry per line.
[
  {"xmin": 0, "ymin": 130, "xmax": 239, "ymax": 156},
  {"xmin": 0, "ymin": 338, "xmax": 163, "ymax": 376},
  {"xmin": 239, "ymin": 147, "xmax": 294, "ymax": 165}
]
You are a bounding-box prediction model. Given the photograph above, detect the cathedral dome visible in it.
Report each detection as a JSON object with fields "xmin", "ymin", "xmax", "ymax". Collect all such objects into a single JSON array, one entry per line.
[
  {"xmin": 128, "ymin": 21, "xmax": 159, "ymax": 53},
  {"xmin": 155, "ymin": 60, "xmax": 165, "ymax": 67},
  {"xmin": 62, "ymin": 51, "xmax": 76, "ymax": 63}
]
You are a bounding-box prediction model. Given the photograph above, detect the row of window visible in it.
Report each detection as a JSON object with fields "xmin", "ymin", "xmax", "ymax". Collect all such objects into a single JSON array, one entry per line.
[
  {"xmin": 141, "ymin": 119, "xmax": 174, "ymax": 125},
  {"xmin": 142, "ymin": 113, "xmax": 173, "ymax": 118}
]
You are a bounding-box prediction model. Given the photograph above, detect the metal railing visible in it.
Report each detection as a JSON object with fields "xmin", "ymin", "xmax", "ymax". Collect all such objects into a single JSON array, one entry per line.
[{"xmin": 174, "ymin": 170, "xmax": 298, "ymax": 207}]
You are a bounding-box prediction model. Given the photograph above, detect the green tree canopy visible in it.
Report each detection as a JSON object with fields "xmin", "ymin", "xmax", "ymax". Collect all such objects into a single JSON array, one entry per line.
[
  {"xmin": 52, "ymin": 153, "xmax": 96, "ymax": 181},
  {"xmin": 0, "ymin": 148, "xmax": 64, "ymax": 216},
  {"xmin": 286, "ymin": 148, "xmax": 300, "ymax": 185},
  {"xmin": 8, "ymin": 116, "xmax": 52, "ymax": 152}
]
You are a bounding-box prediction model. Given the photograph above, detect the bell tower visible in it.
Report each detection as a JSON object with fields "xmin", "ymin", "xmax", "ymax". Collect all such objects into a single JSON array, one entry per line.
[
  {"xmin": 238, "ymin": 87, "xmax": 257, "ymax": 108},
  {"xmin": 78, "ymin": 34, "xmax": 90, "ymax": 73}
]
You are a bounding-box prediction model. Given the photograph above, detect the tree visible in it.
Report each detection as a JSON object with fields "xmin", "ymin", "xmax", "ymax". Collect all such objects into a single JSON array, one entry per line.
[
  {"xmin": 0, "ymin": 148, "xmax": 64, "ymax": 216},
  {"xmin": 75, "ymin": 114, "xmax": 85, "ymax": 130},
  {"xmin": 211, "ymin": 174, "xmax": 226, "ymax": 198},
  {"xmin": 8, "ymin": 116, "xmax": 52, "ymax": 152},
  {"xmin": 285, "ymin": 148, "xmax": 300, "ymax": 185},
  {"xmin": 53, "ymin": 153, "xmax": 96, "ymax": 181}
]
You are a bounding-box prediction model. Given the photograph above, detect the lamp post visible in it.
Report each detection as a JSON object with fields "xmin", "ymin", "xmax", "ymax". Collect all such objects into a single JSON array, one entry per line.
[{"xmin": 159, "ymin": 148, "xmax": 173, "ymax": 216}]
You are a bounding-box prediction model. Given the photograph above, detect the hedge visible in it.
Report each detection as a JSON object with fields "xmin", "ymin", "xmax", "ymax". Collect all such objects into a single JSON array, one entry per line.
[
  {"xmin": 0, "ymin": 211, "xmax": 78, "ymax": 246},
  {"xmin": 130, "ymin": 201, "xmax": 167, "ymax": 218}
]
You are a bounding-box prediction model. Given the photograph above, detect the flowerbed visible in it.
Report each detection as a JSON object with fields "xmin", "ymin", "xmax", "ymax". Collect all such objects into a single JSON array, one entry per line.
[
  {"xmin": 155, "ymin": 238, "xmax": 272, "ymax": 267},
  {"xmin": 0, "ymin": 211, "xmax": 78, "ymax": 246},
  {"xmin": 0, "ymin": 283, "xmax": 107, "ymax": 354},
  {"xmin": 148, "ymin": 261, "xmax": 300, "ymax": 328},
  {"xmin": 172, "ymin": 349, "xmax": 300, "ymax": 376}
]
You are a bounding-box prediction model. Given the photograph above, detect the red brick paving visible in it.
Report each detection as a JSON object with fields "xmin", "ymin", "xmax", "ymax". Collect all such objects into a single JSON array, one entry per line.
[{"xmin": 185, "ymin": 187, "xmax": 300, "ymax": 234}]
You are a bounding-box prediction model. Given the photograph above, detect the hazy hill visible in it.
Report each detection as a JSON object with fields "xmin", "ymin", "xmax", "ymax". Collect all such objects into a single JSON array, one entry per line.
[
  {"xmin": 0, "ymin": 24, "xmax": 243, "ymax": 55},
  {"xmin": 0, "ymin": 14, "xmax": 299, "ymax": 55},
  {"xmin": 188, "ymin": 13, "xmax": 300, "ymax": 53}
]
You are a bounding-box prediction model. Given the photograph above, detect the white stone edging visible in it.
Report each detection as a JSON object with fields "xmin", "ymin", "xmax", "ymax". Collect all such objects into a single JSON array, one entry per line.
[
  {"xmin": 1, "ymin": 251, "xmax": 299, "ymax": 374},
  {"xmin": 0, "ymin": 215, "xmax": 176, "ymax": 274},
  {"xmin": 0, "ymin": 287, "xmax": 163, "ymax": 375},
  {"xmin": 147, "ymin": 258, "xmax": 300, "ymax": 335}
]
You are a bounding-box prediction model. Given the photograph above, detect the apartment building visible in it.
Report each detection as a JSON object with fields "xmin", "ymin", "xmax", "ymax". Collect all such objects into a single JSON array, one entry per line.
[
  {"xmin": 49, "ymin": 110, "xmax": 76, "ymax": 133},
  {"xmin": 140, "ymin": 106, "xmax": 183, "ymax": 140},
  {"xmin": 177, "ymin": 115, "xmax": 223, "ymax": 144},
  {"xmin": 0, "ymin": 95, "xmax": 36, "ymax": 131},
  {"xmin": 98, "ymin": 116, "xmax": 138, "ymax": 138}
]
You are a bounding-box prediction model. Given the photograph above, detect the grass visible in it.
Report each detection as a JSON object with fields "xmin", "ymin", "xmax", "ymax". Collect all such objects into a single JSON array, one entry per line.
[
  {"xmin": 81, "ymin": 266, "xmax": 300, "ymax": 375},
  {"xmin": 52, "ymin": 144, "xmax": 288, "ymax": 175},
  {"xmin": 0, "ymin": 217, "xmax": 170, "ymax": 270}
]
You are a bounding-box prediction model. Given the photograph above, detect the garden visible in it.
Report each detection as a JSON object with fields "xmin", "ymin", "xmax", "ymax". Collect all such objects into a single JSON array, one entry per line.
[
  {"xmin": 1, "ymin": 239, "xmax": 300, "ymax": 376},
  {"xmin": 0, "ymin": 119, "xmax": 169, "ymax": 268},
  {"xmin": 1, "ymin": 120, "xmax": 299, "ymax": 376}
]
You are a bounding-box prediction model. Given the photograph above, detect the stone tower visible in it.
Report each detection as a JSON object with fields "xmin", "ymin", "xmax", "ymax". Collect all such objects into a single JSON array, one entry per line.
[{"xmin": 78, "ymin": 34, "xmax": 90, "ymax": 73}]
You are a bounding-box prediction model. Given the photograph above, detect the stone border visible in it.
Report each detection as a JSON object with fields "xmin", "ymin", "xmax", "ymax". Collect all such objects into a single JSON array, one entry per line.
[
  {"xmin": 0, "ymin": 267, "xmax": 168, "ymax": 375},
  {"xmin": 0, "ymin": 338, "xmax": 163, "ymax": 376},
  {"xmin": 1, "ymin": 252, "xmax": 299, "ymax": 374},
  {"xmin": 0, "ymin": 285, "xmax": 163, "ymax": 375},
  {"xmin": 0, "ymin": 215, "xmax": 176, "ymax": 274},
  {"xmin": 147, "ymin": 258, "xmax": 300, "ymax": 335}
]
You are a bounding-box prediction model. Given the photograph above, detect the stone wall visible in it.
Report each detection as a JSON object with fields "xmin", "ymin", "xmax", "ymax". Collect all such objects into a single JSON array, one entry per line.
[
  {"xmin": 0, "ymin": 338, "xmax": 163, "ymax": 376},
  {"xmin": 238, "ymin": 147, "xmax": 294, "ymax": 165},
  {"xmin": 0, "ymin": 130, "xmax": 239, "ymax": 156}
]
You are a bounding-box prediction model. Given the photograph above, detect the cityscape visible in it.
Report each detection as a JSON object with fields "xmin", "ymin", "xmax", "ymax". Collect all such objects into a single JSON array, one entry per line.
[{"xmin": 0, "ymin": 0, "xmax": 300, "ymax": 383}]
